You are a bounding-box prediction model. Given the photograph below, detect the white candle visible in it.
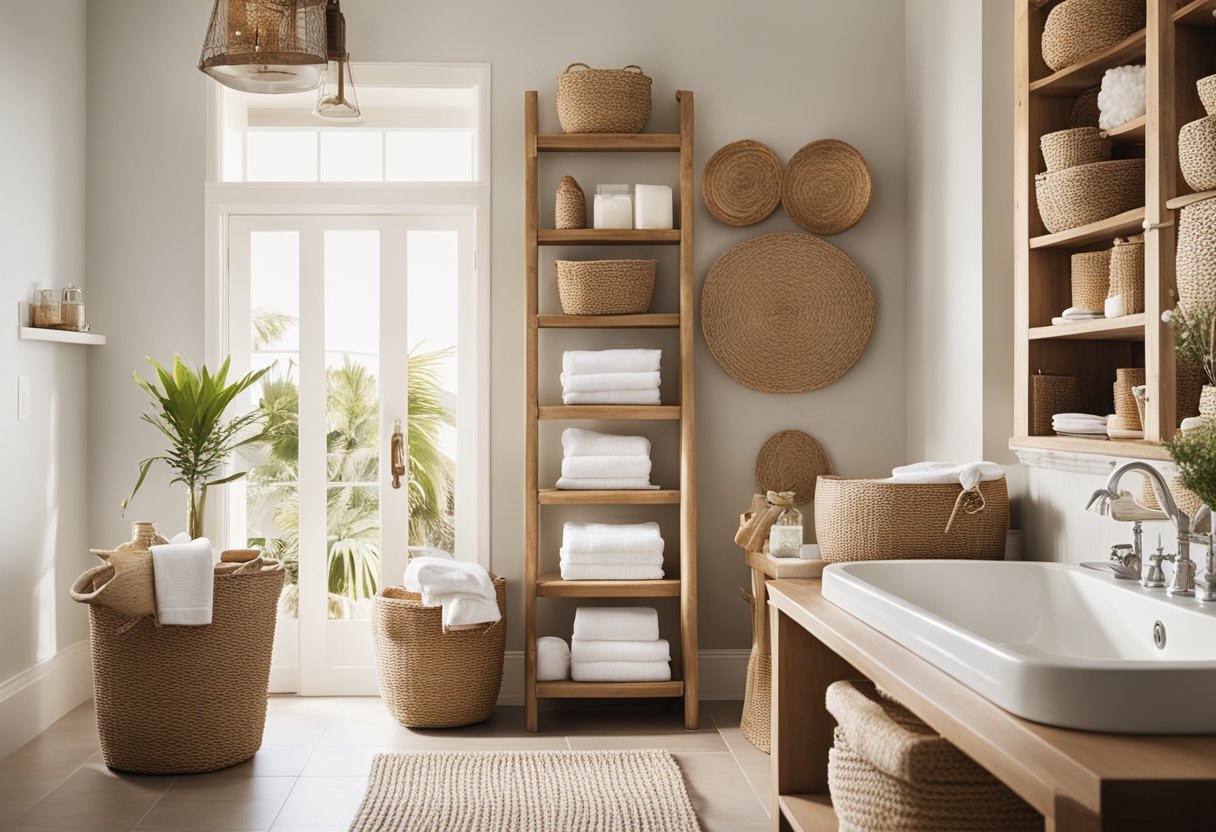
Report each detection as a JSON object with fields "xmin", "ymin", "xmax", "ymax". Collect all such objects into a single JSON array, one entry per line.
[
  {"xmin": 594, "ymin": 185, "xmax": 633, "ymax": 229},
  {"xmin": 634, "ymin": 184, "xmax": 673, "ymax": 230}
]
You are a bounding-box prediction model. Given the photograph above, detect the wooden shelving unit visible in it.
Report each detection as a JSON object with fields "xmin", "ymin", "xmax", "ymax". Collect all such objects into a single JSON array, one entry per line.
[
  {"xmin": 1011, "ymin": 1, "xmax": 1216, "ymax": 460},
  {"xmin": 523, "ymin": 90, "xmax": 698, "ymax": 732}
]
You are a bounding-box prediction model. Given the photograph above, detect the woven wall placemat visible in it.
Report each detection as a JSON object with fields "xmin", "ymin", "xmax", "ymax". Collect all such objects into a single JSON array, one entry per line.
[
  {"xmin": 781, "ymin": 139, "xmax": 873, "ymax": 234},
  {"xmin": 701, "ymin": 232, "xmax": 875, "ymax": 393},
  {"xmin": 701, "ymin": 139, "xmax": 783, "ymax": 226},
  {"xmin": 755, "ymin": 429, "xmax": 832, "ymax": 505}
]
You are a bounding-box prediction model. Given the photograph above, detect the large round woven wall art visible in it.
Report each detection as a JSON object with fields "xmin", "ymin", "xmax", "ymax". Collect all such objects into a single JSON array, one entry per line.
[
  {"xmin": 781, "ymin": 139, "xmax": 873, "ymax": 234},
  {"xmin": 701, "ymin": 232, "xmax": 875, "ymax": 393},
  {"xmin": 701, "ymin": 139, "xmax": 783, "ymax": 226},
  {"xmin": 755, "ymin": 430, "xmax": 832, "ymax": 506}
]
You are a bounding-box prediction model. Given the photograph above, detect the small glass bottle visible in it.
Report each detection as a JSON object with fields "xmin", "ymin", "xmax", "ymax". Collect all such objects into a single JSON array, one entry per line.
[
  {"xmin": 61, "ymin": 284, "xmax": 85, "ymax": 331},
  {"xmin": 767, "ymin": 490, "xmax": 803, "ymax": 558},
  {"xmin": 32, "ymin": 289, "xmax": 60, "ymax": 328}
]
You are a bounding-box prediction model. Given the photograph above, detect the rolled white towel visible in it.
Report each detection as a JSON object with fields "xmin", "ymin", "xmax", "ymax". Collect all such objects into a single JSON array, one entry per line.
[
  {"xmin": 561, "ymin": 455, "xmax": 652, "ymax": 480},
  {"xmin": 559, "ymin": 563, "xmax": 665, "ymax": 581},
  {"xmin": 563, "ymin": 521, "xmax": 663, "ymax": 555},
  {"xmin": 563, "ymin": 349, "xmax": 661, "ymax": 376},
  {"xmin": 560, "ymin": 547, "xmax": 664, "ymax": 567},
  {"xmin": 571, "ymin": 638, "xmax": 671, "ymax": 664},
  {"xmin": 571, "ymin": 660, "xmax": 671, "ymax": 683},
  {"xmin": 556, "ymin": 477, "xmax": 658, "ymax": 490},
  {"xmin": 537, "ymin": 636, "xmax": 571, "ymax": 682},
  {"xmin": 573, "ymin": 606, "xmax": 659, "ymax": 642},
  {"xmin": 890, "ymin": 461, "xmax": 1005, "ymax": 486},
  {"xmin": 562, "ymin": 389, "xmax": 662, "ymax": 405},
  {"xmin": 151, "ymin": 536, "xmax": 215, "ymax": 626},
  {"xmin": 561, "ymin": 428, "xmax": 651, "ymax": 458},
  {"xmin": 1105, "ymin": 295, "xmax": 1126, "ymax": 319},
  {"xmin": 561, "ymin": 371, "xmax": 661, "ymax": 393}
]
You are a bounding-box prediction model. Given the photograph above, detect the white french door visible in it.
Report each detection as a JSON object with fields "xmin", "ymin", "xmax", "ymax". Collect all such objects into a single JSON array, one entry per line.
[{"xmin": 226, "ymin": 212, "xmax": 474, "ymax": 694}]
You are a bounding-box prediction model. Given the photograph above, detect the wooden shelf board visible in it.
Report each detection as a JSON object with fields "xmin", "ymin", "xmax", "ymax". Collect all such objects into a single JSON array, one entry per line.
[
  {"xmin": 1174, "ymin": 0, "xmax": 1216, "ymax": 26},
  {"xmin": 1029, "ymin": 208, "xmax": 1145, "ymax": 249},
  {"xmin": 538, "ymin": 405, "xmax": 680, "ymax": 421},
  {"xmin": 1167, "ymin": 188, "xmax": 1216, "ymax": 211},
  {"xmin": 1009, "ymin": 435, "xmax": 1169, "ymax": 461},
  {"xmin": 1028, "ymin": 29, "xmax": 1147, "ymax": 96},
  {"xmin": 537, "ymin": 133, "xmax": 681, "ymax": 152},
  {"xmin": 538, "ymin": 488, "xmax": 681, "ymax": 505},
  {"xmin": 538, "ymin": 229, "xmax": 681, "ymax": 246},
  {"xmin": 1103, "ymin": 115, "xmax": 1146, "ymax": 144},
  {"xmin": 535, "ymin": 680, "xmax": 684, "ymax": 699},
  {"xmin": 18, "ymin": 326, "xmax": 106, "ymax": 346},
  {"xmin": 1028, "ymin": 313, "xmax": 1145, "ymax": 341},
  {"xmin": 537, "ymin": 313, "xmax": 681, "ymax": 329},
  {"xmin": 778, "ymin": 794, "xmax": 837, "ymax": 832},
  {"xmin": 536, "ymin": 576, "xmax": 681, "ymax": 598}
]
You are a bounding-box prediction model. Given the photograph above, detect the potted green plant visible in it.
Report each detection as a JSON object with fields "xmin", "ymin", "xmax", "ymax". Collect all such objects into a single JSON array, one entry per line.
[
  {"xmin": 1165, "ymin": 420, "xmax": 1216, "ymax": 518},
  {"xmin": 124, "ymin": 356, "xmax": 270, "ymax": 539}
]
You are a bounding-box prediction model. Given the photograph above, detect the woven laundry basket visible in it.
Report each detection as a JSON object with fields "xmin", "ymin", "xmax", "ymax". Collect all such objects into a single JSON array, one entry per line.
[
  {"xmin": 1177, "ymin": 197, "xmax": 1216, "ymax": 312},
  {"xmin": 1034, "ymin": 159, "xmax": 1144, "ymax": 234},
  {"xmin": 1109, "ymin": 235, "xmax": 1145, "ymax": 314},
  {"xmin": 1180, "ymin": 115, "xmax": 1216, "ymax": 192},
  {"xmin": 81, "ymin": 559, "xmax": 284, "ymax": 775},
  {"xmin": 826, "ymin": 681, "xmax": 1040, "ymax": 832},
  {"xmin": 1041, "ymin": 127, "xmax": 1110, "ymax": 173},
  {"xmin": 557, "ymin": 259, "xmax": 656, "ymax": 315},
  {"xmin": 556, "ymin": 63, "xmax": 651, "ymax": 134},
  {"xmin": 1200, "ymin": 74, "xmax": 1216, "ymax": 117},
  {"xmin": 372, "ymin": 577, "xmax": 506, "ymax": 728},
  {"xmin": 1041, "ymin": 0, "xmax": 1144, "ymax": 72},
  {"xmin": 1070, "ymin": 250, "xmax": 1110, "ymax": 312},
  {"xmin": 1114, "ymin": 367, "xmax": 1145, "ymax": 430},
  {"xmin": 815, "ymin": 476, "xmax": 1008, "ymax": 563},
  {"xmin": 1032, "ymin": 373, "xmax": 1086, "ymax": 436}
]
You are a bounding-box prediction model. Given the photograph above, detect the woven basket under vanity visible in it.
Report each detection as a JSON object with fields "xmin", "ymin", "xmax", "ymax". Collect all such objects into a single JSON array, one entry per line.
[{"xmin": 557, "ymin": 259, "xmax": 656, "ymax": 315}]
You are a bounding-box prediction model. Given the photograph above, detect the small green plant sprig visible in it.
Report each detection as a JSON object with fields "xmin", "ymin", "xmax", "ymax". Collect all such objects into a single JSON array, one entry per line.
[
  {"xmin": 1163, "ymin": 300, "xmax": 1216, "ymax": 385},
  {"xmin": 1165, "ymin": 419, "xmax": 1216, "ymax": 511}
]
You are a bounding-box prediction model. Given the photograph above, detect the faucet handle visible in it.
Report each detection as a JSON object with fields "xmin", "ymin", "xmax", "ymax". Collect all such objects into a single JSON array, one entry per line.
[
  {"xmin": 1197, "ymin": 571, "xmax": 1216, "ymax": 603},
  {"xmin": 1110, "ymin": 544, "xmax": 1134, "ymax": 563},
  {"xmin": 1142, "ymin": 548, "xmax": 1169, "ymax": 589}
]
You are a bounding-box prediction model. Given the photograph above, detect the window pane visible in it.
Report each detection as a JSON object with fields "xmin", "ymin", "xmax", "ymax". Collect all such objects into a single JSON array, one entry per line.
[
  {"xmin": 385, "ymin": 130, "xmax": 474, "ymax": 182},
  {"xmin": 326, "ymin": 485, "xmax": 380, "ymax": 621},
  {"xmin": 320, "ymin": 131, "xmax": 385, "ymax": 182},
  {"xmin": 247, "ymin": 130, "xmax": 318, "ymax": 182}
]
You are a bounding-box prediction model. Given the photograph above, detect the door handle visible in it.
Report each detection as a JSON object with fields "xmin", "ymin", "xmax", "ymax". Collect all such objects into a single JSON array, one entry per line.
[{"xmin": 391, "ymin": 418, "xmax": 405, "ymax": 489}]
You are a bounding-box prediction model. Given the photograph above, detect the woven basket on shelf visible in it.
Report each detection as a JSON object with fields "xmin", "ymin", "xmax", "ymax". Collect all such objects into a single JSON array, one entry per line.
[
  {"xmin": 1177, "ymin": 197, "xmax": 1216, "ymax": 312},
  {"xmin": 1071, "ymin": 250, "xmax": 1110, "ymax": 312},
  {"xmin": 373, "ymin": 577, "xmax": 506, "ymax": 728},
  {"xmin": 556, "ymin": 259, "xmax": 655, "ymax": 315},
  {"xmin": 1178, "ymin": 360, "xmax": 1204, "ymax": 424},
  {"xmin": 1109, "ymin": 235, "xmax": 1145, "ymax": 314},
  {"xmin": 1199, "ymin": 73, "xmax": 1216, "ymax": 117},
  {"xmin": 1034, "ymin": 159, "xmax": 1144, "ymax": 234},
  {"xmin": 556, "ymin": 63, "xmax": 651, "ymax": 134},
  {"xmin": 1041, "ymin": 126, "xmax": 1110, "ymax": 172},
  {"xmin": 1180, "ymin": 115, "xmax": 1216, "ymax": 192},
  {"xmin": 1070, "ymin": 86, "xmax": 1101, "ymax": 128},
  {"xmin": 1032, "ymin": 373, "xmax": 1085, "ymax": 436},
  {"xmin": 555, "ymin": 175, "xmax": 586, "ymax": 230},
  {"xmin": 1114, "ymin": 367, "xmax": 1145, "ymax": 430},
  {"xmin": 739, "ymin": 651, "xmax": 771, "ymax": 754},
  {"xmin": 815, "ymin": 477, "xmax": 1008, "ymax": 563},
  {"xmin": 1041, "ymin": 0, "xmax": 1144, "ymax": 72}
]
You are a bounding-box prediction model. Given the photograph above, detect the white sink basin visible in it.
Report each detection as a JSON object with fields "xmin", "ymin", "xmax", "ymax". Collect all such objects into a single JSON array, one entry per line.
[{"xmin": 822, "ymin": 560, "xmax": 1216, "ymax": 734}]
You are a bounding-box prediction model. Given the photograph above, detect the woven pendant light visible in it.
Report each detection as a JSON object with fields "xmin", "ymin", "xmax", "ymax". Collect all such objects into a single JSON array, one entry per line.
[{"xmin": 199, "ymin": 0, "xmax": 328, "ymax": 94}]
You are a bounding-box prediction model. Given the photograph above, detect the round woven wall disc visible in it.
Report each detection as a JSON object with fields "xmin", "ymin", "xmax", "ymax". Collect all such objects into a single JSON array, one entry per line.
[
  {"xmin": 700, "ymin": 232, "xmax": 875, "ymax": 393},
  {"xmin": 755, "ymin": 430, "xmax": 832, "ymax": 506},
  {"xmin": 781, "ymin": 139, "xmax": 873, "ymax": 234},
  {"xmin": 701, "ymin": 139, "xmax": 783, "ymax": 226}
]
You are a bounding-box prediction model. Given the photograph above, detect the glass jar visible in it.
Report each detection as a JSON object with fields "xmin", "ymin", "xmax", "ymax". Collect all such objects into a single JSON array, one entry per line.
[
  {"xmin": 32, "ymin": 289, "xmax": 60, "ymax": 328},
  {"xmin": 60, "ymin": 284, "xmax": 85, "ymax": 331},
  {"xmin": 593, "ymin": 184, "xmax": 633, "ymax": 230},
  {"xmin": 767, "ymin": 490, "xmax": 803, "ymax": 558}
]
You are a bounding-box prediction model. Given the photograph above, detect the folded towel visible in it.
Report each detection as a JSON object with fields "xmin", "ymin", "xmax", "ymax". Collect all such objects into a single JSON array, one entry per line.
[
  {"xmin": 561, "ymin": 428, "xmax": 651, "ymax": 458},
  {"xmin": 1052, "ymin": 412, "xmax": 1106, "ymax": 422},
  {"xmin": 560, "ymin": 563, "xmax": 665, "ymax": 580},
  {"xmin": 563, "ymin": 349, "xmax": 662, "ymax": 376},
  {"xmin": 571, "ymin": 660, "xmax": 672, "ymax": 683},
  {"xmin": 561, "ymin": 455, "xmax": 653, "ymax": 480},
  {"xmin": 537, "ymin": 636, "xmax": 571, "ymax": 682},
  {"xmin": 1105, "ymin": 295, "xmax": 1126, "ymax": 319},
  {"xmin": 151, "ymin": 537, "xmax": 215, "ymax": 626},
  {"xmin": 404, "ymin": 557, "xmax": 500, "ymax": 630},
  {"xmin": 573, "ymin": 607, "xmax": 659, "ymax": 642},
  {"xmin": 561, "ymin": 371, "xmax": 662, "ymax": 393},
  {"xmin": 890, "ymin": 462, "xmax": 1005, "ymax": 488},
  {"xmin": 560, "ymin": 547, "xmax": 664, "ymax": 567},
  {"xmin": 556, "ymin": 477, "xmax": 659, "ymax": 490},
  {"xmin": 571, "ymin": 638, "xmax": 671, "ymax": 664},
  {"xmin": 1061, "ymin": 306, "xmax": 1103, "ymax": 319},
  {"xmin": 562, "ymin": 390, "xmax": 663, "ymax": 405},
  {"xmin": 563, "ymin": 521, "xmax": 664, "ymax": 555}
]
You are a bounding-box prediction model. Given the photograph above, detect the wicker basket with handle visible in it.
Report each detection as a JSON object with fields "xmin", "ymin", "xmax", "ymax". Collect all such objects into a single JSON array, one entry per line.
[
  {"xmin": 556, "ymin": 63, "xmax": 652, "ymax": 134},
  {"xmin": 557, "ymin": 259, "xmax": 656, "ymax": 315}
]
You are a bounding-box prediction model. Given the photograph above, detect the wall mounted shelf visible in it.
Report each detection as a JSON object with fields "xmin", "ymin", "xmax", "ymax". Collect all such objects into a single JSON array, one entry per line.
[
  {"xmin": 1104, "ymin": 115, "xmax": 1147, "ymax": 144},
  {"xmin": 18, "ymin": 326, "xmax": 106, "ymax": 346},
  {"xmin": 1027, "ymin": 208, "xmax": 1145, "ymax": 249},
  {"xmin": 537, "ymin": 229, "xmax": 681, "ymax": 246},
  {"xmin": 536, "ymin": 313, "xmax": 681, "ymax": 329},
  {"xmin": 1174, "ymin": 0, "xmax": 1216, "ymax": 26},
  {"xmin": 1028, "ymin": 29, "xmax": 1147, "ymax": 95},
  {"xmin": 1028, "ymin": 314, "xmax": 1146, "ymax": 341}
]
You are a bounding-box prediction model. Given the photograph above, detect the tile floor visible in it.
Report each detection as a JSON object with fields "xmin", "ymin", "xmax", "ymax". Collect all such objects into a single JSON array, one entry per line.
[{"xmin": 0, "ymin": 698, "xmax": 770, "ymax": 832}]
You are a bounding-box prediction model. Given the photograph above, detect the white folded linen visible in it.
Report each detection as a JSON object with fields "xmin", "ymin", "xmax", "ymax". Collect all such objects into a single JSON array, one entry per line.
[
  {"xmin": 563, "ymin": 349, "xmax": 662, "ymax": 376},
  {"xmin": 555, "ymin": 477, "xmax": 659, "ymax": 490},
  {"xmin": 1061, "ymin": 306, "xmax": 1103, "ymax": 319},
  {"xmin": 559, "ymin": 563, "xmax": 665, "ymax": 580},
  {"xmin": 561, "ymin": 371, "xmax": 662, "ymax": 393},
  {"xmin": 537, "ymin": 636, "xmax": 571, "ymax": 682},
  {"xmin": 560, "ymin": 548, "xmax": 664, "ymax": 567},
  {"xmin": 1105, "ymin": 295, "xmax": 1126, "ymax": 319},
  {"xmin": 573, "ymin": 606, "xmax": 660, "ymax": 642},
  {"xmin": 562, "ymin": 521, "xmax": 664, "ymax": 555},
  {"xmin": 571, "ymin": 660, "xmax": 672, "ymax": 683},
  {"xmin": 151, "ymin": 536, "xmax": 215, "ymax": 626},
  {"xmin": 561, "ymin": 455, "xmax": 653, "ymax": 480},
  {"xmin": 403, "ymin": 556, "xmax": 500, "ymax": 630},
  {"xmin": 890, "ymin": 461, "xmax": 1005, "ymax": 489},
  {"xmin": 1053, "ymin": 424, "xmax": 1109, "ymax": 435},
  {"xmin": 571, "ymin": 638, "xmax": 671, "ymax": 664},
  {"xmin": 561, "ymin": 428, "xmax": 651, "ymax": 458},
  {"xmin": 562, "ymin": 389, "xmax": 662, "ymax": 405}
]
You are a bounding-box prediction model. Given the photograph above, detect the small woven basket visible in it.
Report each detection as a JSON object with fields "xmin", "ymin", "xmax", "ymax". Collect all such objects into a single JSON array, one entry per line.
[
  {"xmin": 1110, "ymin": 234, "xmax": 1145, "ymax": 314},
  {"xmin": 1199, "ymin": 74, "xmax": 1216, "ymax": 117},
  {"xmin": 739, "ymin": 651, "xmax": 771, "ymax": 754},
  {"xmin": 1180, "ymin": 115, "xmax": 1216, "ymax": 192},
  {"xmin": 1114, "ymin": 367, "xmax": 1145, "ymax": 430},
  {"xmin": 1071, "ymin": 250, "xmax": 1110, "ymax": 312},
  {"xmin": 556, "ymin": 63, "xmax": 651, "ymax": 134},
  {"xmin": 372, "ymin": 577, "xmax": 506, "ymax": 729},
  {"xmin": 1032, "ymin": 373, "xmax": 1085, "ymax": 436},
  {"xmin": 1041, "ymin": 0, "xmax": 1144, "ymax": 72},
  {"xmin": 1202, "ymin": 384, "xmax": 1216, "ymax": 419},
  {"xmin": 555, "ymin": 175, "xmax": 587, "ymax": 230},
  {"xmin": 1177, "ymin": 197, "xmax": 1216, "ymax": 313},
  {"xmin": 815, "ymin": 476, "xmax": 1008, "ymax": 563},
  {"xmin": 1070, "ymin": 86, "xmax": 1101, "ymax": 128},
  {"xmin": 557, "ymin": 259, "xmax": 656, "ymax": 315},
  {"xmin": 1041, "ymin": 127, "xmax": 1110, "ymax": 172},
  {"xmin": 1034, "ymin": 159, "xmax": 1144, "ymax": 234},
  {"xmin": 1178, "ymin": 360, "xmax": 1204, "ymax": 424}
]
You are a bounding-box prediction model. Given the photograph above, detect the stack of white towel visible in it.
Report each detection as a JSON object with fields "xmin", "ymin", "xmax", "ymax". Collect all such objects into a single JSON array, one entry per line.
[
  {"xmin": 557, "ymin": 428, "xmax": 657, "ymax": 490},
  {"xmin": 1051, "ymin": 412, "xmax": 1108, "ymax": 439},
  {"xmin": 571, "ymin": 607, "xmax": 671, "ymax": 682},
  {"xmin": 561, "ymin": 349, "xmax": 661, "ymax": 405},
  {"xmin": 560, "ymin": 521, "xmax": 665, "ymax": 581},
  {"xmin": 404, "ymin": 556, "xmax": 501, "ymax": 631}
]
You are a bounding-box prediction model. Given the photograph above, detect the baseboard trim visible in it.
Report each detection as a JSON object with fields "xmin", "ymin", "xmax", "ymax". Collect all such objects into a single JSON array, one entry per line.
[{"xmin": 0, "ymin": 640, "xmax": 93, "ymax": 759}]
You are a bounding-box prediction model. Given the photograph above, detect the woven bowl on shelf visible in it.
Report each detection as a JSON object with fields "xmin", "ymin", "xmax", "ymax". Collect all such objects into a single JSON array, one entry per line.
[
  {"xmin": 556, "ymin": 259, "xmax": 656, "ymax": 315},
  {"xmin": 1177, "ymin": 196, "xmax": 1216, "ymax": 313},
  {"xmin": 701, "ymin": 139, "xmax": 783, "ymax": 226},
  {"xmin": 781, "ymin": 139, "xmax": 872, "ymax": 235},
  {"xmin": 1109, "ymin": 235, "xmax": 1145, "ymax": 314},
  {"xmin": 1199, "ymin": 74, "xmax": 1216, "ymax": 117},
  {"xmin": 1041, "ymin": 0, "xmax": 1144, "ymax": 72},
  {"xmin": 556, "ymin": 63, "xmax": 651, "ymax": 134},
  {"xmin": 1179, "ymin": 115, "xmax": 1216, "ymax": 193},
  {"xmin": 1041, "ymin": 127, "xmax": 1111, "ymax": 172},
  {"xmin": 1070, "ymin": 86, "xmax": 1101, "ymax": 128},
  {"xmin": 1034, "ymin": 158, "xmax": 1144, "ymax": 234},
  {"xmin": 1070, "ymin": 250, "xmax": 1110, "ymax": 312}
]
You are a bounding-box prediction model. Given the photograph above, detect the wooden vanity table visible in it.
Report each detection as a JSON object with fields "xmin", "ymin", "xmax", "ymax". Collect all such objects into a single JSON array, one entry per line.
[{"xmin": 768, "ymin": 579, "xmax": 1216, "ymax": 831}]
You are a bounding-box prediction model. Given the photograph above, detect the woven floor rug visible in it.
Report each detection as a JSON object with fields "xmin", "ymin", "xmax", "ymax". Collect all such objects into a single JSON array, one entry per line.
[{"xmin": 348, "ymin": 749, "xmax": 702, "ymax": 831}]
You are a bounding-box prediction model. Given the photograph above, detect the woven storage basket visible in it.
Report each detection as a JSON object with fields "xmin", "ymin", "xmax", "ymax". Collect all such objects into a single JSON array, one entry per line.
[
  {"xmin": 556, "ymin": 259, "xmax": 655, "ymax": 315},
  {"xmin": 1034, "ymin": 159, "xmax": 1144, "ymax": 234},
  {"xmin": 1041, "ymin": 0, "xmax": 1144, "ymax": 72},
  {"xmin": 739, "ymin": 651, "xmax": 771, "ymax": 754},
  {"xmin": 1071, "ymin": 250, "xmax": 1110, "ymax": 312},
  {"xmin": 1178, "ymin": 360, "xmax": 1204, "ymax": 424},
  {"xmin": 1114, "ymin": 367, "xmax": 1145, "ymax": 430},
  {"xmin": 826, "ymin": 681, "xmax": 1040, "ymax": 832},
  {"xmin": 84, "ymin": 560, "xmax": 284, "ymax": 774},
  {"xmin": 373, "ymin": 577, "xmax": 506, "ymax": 728},
  {"xmin": 1200, "ymin": 74, "xmax": 1216, "ymax": 117},
  {"xmin": 1180, "ymin": 115, "xmax": 1216, "ymax": 192},
  {"xmin": 1070, "ymin": 86, "xmax": 1101, "ymax": 128},
  {"xmin": 1109, "ymin": 235, "xmax": 1145, "ymax": 314},
  {"xmin": 1032, "ymin": 373, "xmax": 1086, "ymax": 436},
  {"xmin": 1202, "ymin": 385, "xmax": 1216, "ymax": 419},
  {"xmin": 1177, "ymin": 197, "xmax": 1216, "ymax": 312},
  {"xmin": 1041, "ymin": 126, "xmax": 1111, "ymax": 172},
  {"xmin": 555, "ymin": 175, "xmax": 586, "ymax": 230},
  {"xmin": 1143, "ymin": 475, "xmax": 1204, "ymax": 519},
  {"xmin": 556, "ymin": 63, "xmax": 651, "ymax": 134},
  {"xmin": 815, "ymin": 477, "xmax": 1008, "ymax": 563}
]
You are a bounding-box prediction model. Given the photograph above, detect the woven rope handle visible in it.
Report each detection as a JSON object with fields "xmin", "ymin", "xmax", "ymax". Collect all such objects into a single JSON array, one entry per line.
[
  {"xmin": 564, "ymin": 62, "xmax": 591, "ymax": 73},
  {"xmin": 944, "ymin": 487, "xmax": 988, "ymax": 535},
  {"xmin": 622, "ymin": 65, "xmax": 644, "ymax": 73}
]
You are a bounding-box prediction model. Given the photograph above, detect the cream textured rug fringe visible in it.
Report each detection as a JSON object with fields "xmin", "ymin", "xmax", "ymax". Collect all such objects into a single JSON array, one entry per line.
[{"xmin": 348, "ymin": 749, "xmax": 702, "ymax": 832}]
